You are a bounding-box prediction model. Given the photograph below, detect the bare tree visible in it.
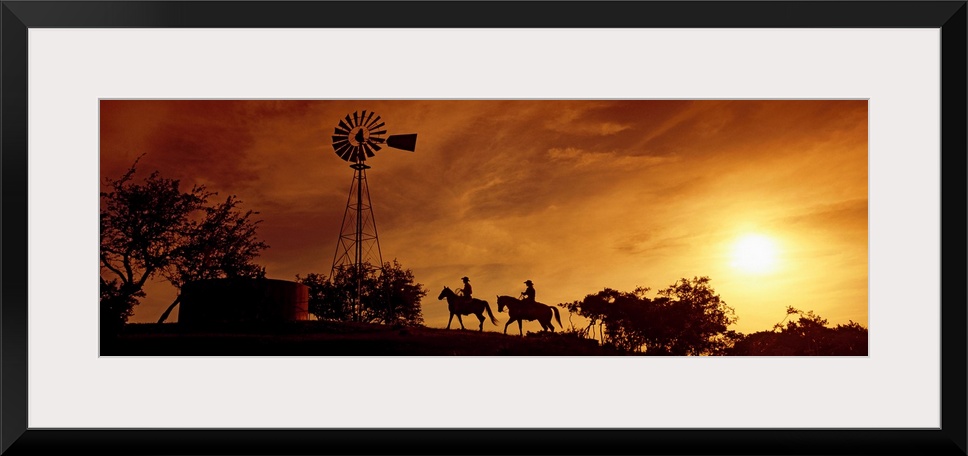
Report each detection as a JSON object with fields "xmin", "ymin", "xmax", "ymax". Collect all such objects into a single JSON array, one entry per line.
[{"xmin": 99, "ymin": 156, "xmax": 268, "ymax": 332}]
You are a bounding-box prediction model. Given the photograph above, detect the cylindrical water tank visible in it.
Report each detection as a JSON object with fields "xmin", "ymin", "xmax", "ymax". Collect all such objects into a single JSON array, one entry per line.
[{"xmin": 178, "ymin": 278, "xmax": 309, "ymax": 324}]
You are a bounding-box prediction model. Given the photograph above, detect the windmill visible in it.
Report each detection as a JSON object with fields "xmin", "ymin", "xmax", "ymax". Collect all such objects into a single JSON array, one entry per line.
[{"xmin": 329, "ymin": 110, "xmax": 417, "ymax": 321}]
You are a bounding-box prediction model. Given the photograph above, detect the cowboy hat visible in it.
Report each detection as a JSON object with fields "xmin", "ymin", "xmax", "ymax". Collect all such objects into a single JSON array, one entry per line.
[
  {"xmin": 461, "ymin": 276, "xmax": 469, "ymax": 281},
  {"xmin": 524, "ymin": 280, "xmax": 533, "ymax": 285}
]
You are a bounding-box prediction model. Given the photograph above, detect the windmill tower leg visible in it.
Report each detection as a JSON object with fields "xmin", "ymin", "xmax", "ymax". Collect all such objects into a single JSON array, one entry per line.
[{"xmin": 331, "ymin": 163, "xmax": 384, "ymax": 322}]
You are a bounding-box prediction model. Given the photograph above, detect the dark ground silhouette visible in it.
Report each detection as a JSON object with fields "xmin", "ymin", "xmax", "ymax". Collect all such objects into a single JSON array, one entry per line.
[{"xmin": 103, "ymin": 320, "xmax": 616, "ymax": 356}]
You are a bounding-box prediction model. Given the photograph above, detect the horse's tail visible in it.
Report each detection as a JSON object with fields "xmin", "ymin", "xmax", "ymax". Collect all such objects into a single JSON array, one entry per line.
[
  {"xmin": 551, "ymin": 305, "xmax": 562, "ymax": 328},
  {"xmin": 484, "ymin": 300, "xmax": 499, "ymax": 325}
]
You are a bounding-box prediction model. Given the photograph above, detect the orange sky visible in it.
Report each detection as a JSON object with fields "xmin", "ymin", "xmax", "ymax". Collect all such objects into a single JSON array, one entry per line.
[{"xmin": 100, "ymin": 100, "xmax": 868, "ymax": 334}]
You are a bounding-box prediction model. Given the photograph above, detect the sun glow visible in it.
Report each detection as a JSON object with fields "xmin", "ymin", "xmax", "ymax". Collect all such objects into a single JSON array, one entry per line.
[{"xmin": 731, "ymin": 234, "xmax": 779, "ymax": 274}]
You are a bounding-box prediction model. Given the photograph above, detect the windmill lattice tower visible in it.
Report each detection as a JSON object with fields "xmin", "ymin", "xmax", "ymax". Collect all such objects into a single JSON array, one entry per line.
[{"xmin": 328, "ymin": 110, "xmax": 416, "ymax": 321}]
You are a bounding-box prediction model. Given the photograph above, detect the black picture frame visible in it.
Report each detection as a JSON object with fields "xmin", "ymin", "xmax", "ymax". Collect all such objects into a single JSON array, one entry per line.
[{"xmin": 2, "ymin": 1, "xmax": 965, "ymax": 455}]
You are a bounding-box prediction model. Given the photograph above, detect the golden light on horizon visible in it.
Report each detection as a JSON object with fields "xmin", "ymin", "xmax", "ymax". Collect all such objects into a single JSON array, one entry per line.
[{"xmin": 730, "ymin": 234, "xmax": 780, "ymax": 275}]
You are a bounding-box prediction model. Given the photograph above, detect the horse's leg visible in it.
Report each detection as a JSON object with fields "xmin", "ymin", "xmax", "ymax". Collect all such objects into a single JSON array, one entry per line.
[
  {"xmin": 518, "ymin": 319, "xmax": 524, "ymax": 336},
  {"xmin": 447, "ymin": 313, "xmax": 454, "ymax": 329},
  {"xmin": 476, "ymin": 313, "xmax": 485, "ymax": 331},
  {"xmin": 504, "ymin": 318, "xmax": 513, "ymax": 335},
  {"xmin": 456, "ymin": 314, "xmax": 465, "ymax": 330}
]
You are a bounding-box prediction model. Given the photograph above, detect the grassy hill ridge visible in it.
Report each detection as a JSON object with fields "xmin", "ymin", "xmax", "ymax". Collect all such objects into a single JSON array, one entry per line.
[{"xmin": 105, "ymin": 320, "xmax": 621, "ymax": 356}]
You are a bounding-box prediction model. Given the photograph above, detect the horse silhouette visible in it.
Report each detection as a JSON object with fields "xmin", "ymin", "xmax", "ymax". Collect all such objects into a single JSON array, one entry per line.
[
  {"xmin": 496, "ymin": 295, "xmax": 562, "ymax": 336},
  {"xmin": 437, "ymin": 287, "xmax": 498, "ymax": 331}
]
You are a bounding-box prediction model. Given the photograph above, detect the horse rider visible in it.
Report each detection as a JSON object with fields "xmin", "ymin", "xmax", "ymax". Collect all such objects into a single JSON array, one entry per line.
[
  {"xmin": 457, "ymin": 276, "xmax": 473, "ymax": 303},
  {"xmin": 521, "ymin": 280, "xmax": 536, "ymax": 304}
]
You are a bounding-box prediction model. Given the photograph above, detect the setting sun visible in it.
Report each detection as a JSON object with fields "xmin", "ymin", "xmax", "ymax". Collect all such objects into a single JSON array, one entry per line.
[{"xmin": 731, "ymin": 234, "xmax": 779, "ymax": 274}]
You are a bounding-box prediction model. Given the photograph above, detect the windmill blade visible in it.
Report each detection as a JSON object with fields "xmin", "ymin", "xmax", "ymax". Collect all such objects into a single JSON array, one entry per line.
[
  {"xmin": 370, "ymin": 130, "xmax": 388, "ymax": 136},
  {"xmin": 333, "ymin": 139, "xmax": 350, "ymax": 152},
  {"xmin": 345, "ymin": 114, "xmax": 355, "ymax": 128},
  {"xmin": 338, "ymin": 119, "xmax": 352, "ymax": 132},
  {"xmin": 363, "ymin": 111, "xmax": 375, "ymax": 127},
  {"xmin": 366, "ymin": 115, "xmax": 381, "ymax": 128},
  {"xmin": 370, "ymin": 142, "xmax": 382, "ymax": 152},
  {"xmin": 353, "ymin": 111, "xmax": 360, "ymax": 127},
  {"xmin": 350, "ymin": 145, "xmax": 365, "ymax": 163},
  {"xmin": 369, "ymin": 136, "xmax": 385, "ymax": 144},
  {"xmin": 335, "ymin": 142, "xmax": 354, "ymax": 161},
  {"xmin": 386, "ymin": 134, "xmax": 417, "ymax": 152},
  {"xmin": 332, "ymin": 136, "xmax": 349, "ymax": 144},
  {"xmin": 334, "ymin": 126, "xmax": 350, "ymax": 136},
  {"xmin": 333, "ymin": 142, "xmax": 353, "ymax": 160},
  {"xmin": 369, "ymin": 122, "xmax": 385, "ymax": 131},
  {"xmin": 362, "ymin": 142, "xmax": 375, "ymax": 158}
]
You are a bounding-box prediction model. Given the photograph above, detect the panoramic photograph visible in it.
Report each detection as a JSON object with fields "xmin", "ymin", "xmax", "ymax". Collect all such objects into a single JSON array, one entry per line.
[{"xmin": 99, "ymin": 99, "xmax": 868, "ymax": 356}]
